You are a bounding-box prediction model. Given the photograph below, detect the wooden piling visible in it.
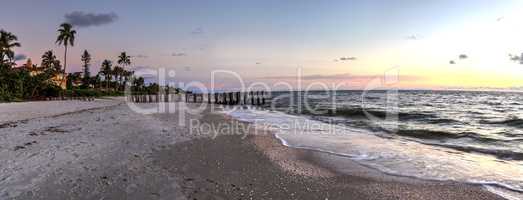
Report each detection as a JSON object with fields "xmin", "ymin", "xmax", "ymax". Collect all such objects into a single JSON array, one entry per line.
[
  {"xmin": 250, "ymin": 91, "xmax": 254, "ymax": 105},
  {"xmin": 262, "ymin": 91, "xmax": 266, "ymax": 105}
]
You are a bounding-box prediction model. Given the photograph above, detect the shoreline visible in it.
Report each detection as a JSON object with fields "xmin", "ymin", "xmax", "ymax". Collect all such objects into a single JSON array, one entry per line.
[
  {"xmin": 0, "ymin": 100, "xmax": 508, "ymax": 199},
  {"xmin": 163, "ymin": 109, "xmax": 505, "ymax": 199},
  {"xmin": 257, "ymin": 132, "xmax": 517, "ymax": 199}
]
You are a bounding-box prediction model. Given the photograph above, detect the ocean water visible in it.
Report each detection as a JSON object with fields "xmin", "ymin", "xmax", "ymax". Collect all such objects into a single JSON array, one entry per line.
[{"xmin": 223, "ymin": 90, "xmax": 523, "ymax": 199}]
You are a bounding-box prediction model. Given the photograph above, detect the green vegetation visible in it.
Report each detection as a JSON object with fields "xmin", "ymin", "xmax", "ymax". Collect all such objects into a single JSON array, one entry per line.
[
  {"xmin": 81, "ymin": 50, "xmax": 91, "ymax": 87},
  {"xmin": 0, "ymin": 25, "xmax": 160, "ymax": 102},
  {"xmin": 56, "ymin": 23, "xmax": 76, "ymax": 86}
]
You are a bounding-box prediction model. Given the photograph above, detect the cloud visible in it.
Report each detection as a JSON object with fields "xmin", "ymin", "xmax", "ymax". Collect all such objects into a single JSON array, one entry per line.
[
  {"xmin": 459, "ymin": 54, "xmax": 468, "ymax": 59},
  {"xmin": 259, "ymin": 73, "xmax": 420, "ymax": 81},
  {"xmin": 172, "ymin": 53, "xmax": 187, "ymax": 57},
  {"xmin": 339, "ymin": 57, "xmax": 357, "ymax": 61},
  {"xmin": 191, "ymin": 27, "xmax": 204, "ymax": 35},
  {"xmin": 65, "ymin": 11, "xmax": 118, "ymax": 27},
  {"xmin": 510, "ymin": 53, "xmax": 523, "ymax": 64},
  {"xmin": 449, "ymin": 60, "xmax": 456, "ymax": 64},
  {"xmin": 497, "ymin": 17, "xmax": 504, "ymax": 22},
  {"xmin": 406, "ymin": 35, "xmax": 419, "ymax": 40},
  {"xmin": 14, "ymin": 54, "xmax": 27, "ymax": 61},
  {"xmin": 130, "ymin": 66, "xmax": 151, "ymax": 71},
  {"xmin": 261, "ymin": 73, "xmax": 351, "ymax": 80},
  {"xmin": 132, "ymin": 54, "xmax": 148, "ymax": 59}
]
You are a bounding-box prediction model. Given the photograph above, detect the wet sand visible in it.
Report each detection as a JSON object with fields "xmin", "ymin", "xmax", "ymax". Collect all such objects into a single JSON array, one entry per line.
[
  {"xmin": 0, "ymin": 100, "xmax": 505, "ymax": 199},
  {"xmin": 153, "ymin": 111, "xmax": 505, "ymax": 200}
]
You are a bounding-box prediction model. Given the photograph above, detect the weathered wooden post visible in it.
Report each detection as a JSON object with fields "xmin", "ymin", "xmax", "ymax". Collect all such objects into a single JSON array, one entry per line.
[
  {"xmin": 164, "ymin": 86, "xmax": 169, "ymax": 102},
  {"xmin": 255, "ymin": 91, "xmax": 260, "ymax": 105},
  {"xmin": 249, "ymin": 91, "xmax": 254, "ymax": 105},
  {"xmin": 262, "ymin": 91, "xmax": 266, "ymax": 105}
]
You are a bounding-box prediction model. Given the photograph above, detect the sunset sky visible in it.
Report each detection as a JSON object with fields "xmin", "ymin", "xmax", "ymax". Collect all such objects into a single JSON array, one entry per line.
[{"xmin": 2, "ymin": 0, "xmax": 523, "ymax": 90}]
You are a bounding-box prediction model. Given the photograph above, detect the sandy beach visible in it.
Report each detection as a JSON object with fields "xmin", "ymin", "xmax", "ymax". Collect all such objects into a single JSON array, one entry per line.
[{"xmin": 0, "ymin": 99, "xmax": 505, "ymax": 199}]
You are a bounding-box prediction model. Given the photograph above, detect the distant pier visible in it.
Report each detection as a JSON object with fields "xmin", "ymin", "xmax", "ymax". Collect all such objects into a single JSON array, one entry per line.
[{"xmin": 129, "ymin": 90, "xmax": 268, "ymax": 106}]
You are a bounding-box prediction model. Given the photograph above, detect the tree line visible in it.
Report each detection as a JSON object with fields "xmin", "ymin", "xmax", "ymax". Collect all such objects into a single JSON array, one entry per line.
[{"xmin": 0, "ymin": 23, "xmax": 159, "ymax": 102}]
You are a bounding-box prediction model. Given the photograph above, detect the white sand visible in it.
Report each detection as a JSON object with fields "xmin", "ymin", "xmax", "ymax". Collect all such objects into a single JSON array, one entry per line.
[
  {"xmin": 0, "ymin": 98, "xmax": 123, "ymax": 123},
  {"xmin": 0, "ymin": 99, "xmax": 193, "ymax": 199}
]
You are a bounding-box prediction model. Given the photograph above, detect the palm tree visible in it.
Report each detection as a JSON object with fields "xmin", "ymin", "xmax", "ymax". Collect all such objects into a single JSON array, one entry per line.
[
  {"xmin": 123, "ymin": 70, "xmax": 132, "ymax": 88},
  {"xmin": 56, "ymin": 23, "xmax": 76, "ymax": 85},
  {"xmin": 92, "ymin": 74, "xmax": 102, "ymax": 89},
  {"xmin": 134, "ymin": 77, "xmax": 145, "ymax": 92},
  {"xmin": 41, "ymin": 50, "xmax": 61, "ymax": 73},
  {"xmin": 112, "ymin": 66, "xmax": 124, "ymax": 90},
  {"xmin": 100, "ymin": 60, "xmax": 112, "ymax": 91},
  {"xmin": 81, "ymin": 50, "xmax": 91, "ymax": 86},
  {"xmin": 0, "ymin": 30, "xmax": 21, "ymax": 65},
  {"xmin": 117, "ymin": 52, "xmax": 131, "ymax": 68},
  {"xmin": 117, "ymin": 52, "xmax": 131, "ymax": 90}
]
